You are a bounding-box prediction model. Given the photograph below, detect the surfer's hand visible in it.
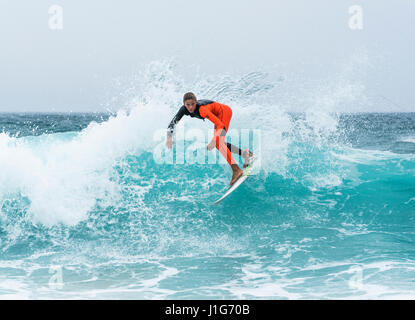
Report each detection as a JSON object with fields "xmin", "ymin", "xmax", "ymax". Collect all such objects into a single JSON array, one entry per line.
[
  {"xmin": 207, "ymin": 139, "xmax": 216, "ymax": 151},
  {"xmin": 166, "ymin": 136, "xmax": 173, "ymax": 149}
]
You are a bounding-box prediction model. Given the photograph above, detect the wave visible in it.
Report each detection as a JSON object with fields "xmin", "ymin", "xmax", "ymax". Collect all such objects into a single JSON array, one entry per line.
[
  {"xmin": 399, "ymin": 136, "xmax": 415, "ymax": 144},
  {"xmin": 1, "ymin": 59, "xmax": 415, "ymax": 299},
  {"xmin": 0, "ymin": 60, "xmax": 413, "ymax": 230}
]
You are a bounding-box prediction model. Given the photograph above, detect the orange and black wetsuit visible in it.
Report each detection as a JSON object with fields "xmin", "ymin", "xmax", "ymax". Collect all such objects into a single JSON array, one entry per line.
[{"xmin": 167, "ymin": 99, "xmax": 243, "ymax": 166}]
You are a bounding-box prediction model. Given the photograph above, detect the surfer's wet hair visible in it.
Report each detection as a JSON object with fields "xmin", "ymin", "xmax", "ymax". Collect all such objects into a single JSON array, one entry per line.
[{"xmin": 183, "ymin": 92, "xmax": 197, "ymax": 103}]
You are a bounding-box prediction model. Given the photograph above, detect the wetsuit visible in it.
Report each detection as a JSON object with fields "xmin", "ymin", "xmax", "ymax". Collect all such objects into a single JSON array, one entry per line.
[{"xmin": 167, "ymin": 99, "xmax": 243, "ymax": 166}]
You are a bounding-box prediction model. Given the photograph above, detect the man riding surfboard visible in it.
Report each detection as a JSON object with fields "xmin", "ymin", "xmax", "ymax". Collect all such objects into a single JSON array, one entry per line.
[{"xmin": 166, "ymin": 92, "xmax": 254, "ymax": 186}]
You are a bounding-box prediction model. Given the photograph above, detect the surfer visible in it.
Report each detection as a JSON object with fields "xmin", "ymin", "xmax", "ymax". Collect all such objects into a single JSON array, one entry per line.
[{"xmin": 166, "ymin": 92, "xmax": 254, "ymax": 186}]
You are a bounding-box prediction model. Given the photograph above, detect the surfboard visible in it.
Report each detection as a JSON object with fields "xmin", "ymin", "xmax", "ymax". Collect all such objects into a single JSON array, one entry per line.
[{"xmin": 213, "ymin": 158, "xmax": 256, "ymax": 205}]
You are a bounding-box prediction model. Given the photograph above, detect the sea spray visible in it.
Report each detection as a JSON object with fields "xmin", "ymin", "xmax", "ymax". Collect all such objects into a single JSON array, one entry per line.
[{"xmin": 0, "ymin": 60, "xmax": 414, "ymax": 299}]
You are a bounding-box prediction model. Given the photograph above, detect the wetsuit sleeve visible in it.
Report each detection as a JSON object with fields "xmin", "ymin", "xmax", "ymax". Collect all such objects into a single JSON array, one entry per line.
[
  {"xmin": 199, "ymin": 106, "xmax": 226, "ymax": 139},
  {"xmin": 167, "ymin": 106, "xmax": 186, "ymax": 136}
]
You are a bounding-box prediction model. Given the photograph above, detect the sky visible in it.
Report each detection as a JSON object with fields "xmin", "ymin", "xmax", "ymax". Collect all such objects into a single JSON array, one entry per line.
[{"xmin": 0, "ymin": 0, "xmax": 414, "ymax": 112}]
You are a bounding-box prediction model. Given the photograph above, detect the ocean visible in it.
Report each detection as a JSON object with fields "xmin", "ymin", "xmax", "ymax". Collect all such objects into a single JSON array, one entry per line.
[{"xmin": 1, "ymin": 108, "xmax": 414, "ymax": 299}]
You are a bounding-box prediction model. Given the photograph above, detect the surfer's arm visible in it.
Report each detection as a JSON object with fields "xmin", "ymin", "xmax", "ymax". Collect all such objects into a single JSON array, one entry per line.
[
  {"xmin": 199, "ymin": 107, "xmax": 226, "ymax": 140},
  {"xmin": 167, "ymin": 106, "xmax": 186, "ymax": 137}
]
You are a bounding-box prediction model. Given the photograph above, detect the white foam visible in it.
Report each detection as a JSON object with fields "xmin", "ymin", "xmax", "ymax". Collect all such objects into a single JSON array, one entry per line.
[
  {"xmin": 331, "ymin": 147, "xmax": 413, "ymax": 165},
  {"xmin": 0, "ymin": 59, "xmax": 385, "ymax": 226},
  {"xmin": 217, "ymin": 262, "xmax": 302, "ymax": 299},
  {"xmin": 399, "ymin": 136, "xmax": 415, "ymax": 144},
  {"xmin": 0, "ymin": 102, "xmax": 171, "ymax": 226}
]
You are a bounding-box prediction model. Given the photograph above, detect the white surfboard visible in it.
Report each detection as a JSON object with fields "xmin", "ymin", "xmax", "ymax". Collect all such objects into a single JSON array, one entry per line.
[{"xmin": 213, "ymin": 158, "xmax": 256, "ymax": 205}]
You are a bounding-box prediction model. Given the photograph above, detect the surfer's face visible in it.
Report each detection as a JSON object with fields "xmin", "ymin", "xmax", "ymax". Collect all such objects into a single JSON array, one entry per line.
[{"xmin": 184, "ymin": 99, "xmax": 197, "ymax": 113}]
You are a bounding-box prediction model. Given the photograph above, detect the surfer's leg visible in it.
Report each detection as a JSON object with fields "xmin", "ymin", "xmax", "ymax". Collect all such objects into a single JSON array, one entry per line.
[
  {"xmin": 218, "ymin": 106, "xmax": 242, "ymax": 159},
  {"xmin": 216, "ymin": 135, "xmax": 243, "ymax": 186},
  {"xmin": 226, "ymin": 142, "xmax": 253, "ymax": 168},
  {"xmin": 216, "ymin": 135, "xmax": 237, "ymax": 166},
  {"xmin": 226, "ymin": 142, "xmax": 243, "ymax": 156},
  {"xmin": 216, "ymin": 105, "xmax": 243, "ymax": 185},
  {"xmin": 220, "ymin": 106, "xmax": 253, "ymax": 165}
]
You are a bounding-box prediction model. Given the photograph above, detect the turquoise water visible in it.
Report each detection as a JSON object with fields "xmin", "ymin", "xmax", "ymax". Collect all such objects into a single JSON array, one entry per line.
[
  {"xmin": 1, "ymin": 63, "xmax": 415, "ymax": 299},
  {"xmin": 1, "ymin": 109, "xmax": 415, "ymax": 299}
]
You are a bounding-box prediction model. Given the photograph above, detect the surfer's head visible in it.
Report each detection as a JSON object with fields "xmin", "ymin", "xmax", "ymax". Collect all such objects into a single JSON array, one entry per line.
[{"xmin": 183, "ymin": 92, "xmax": 197, "ymax": 113}]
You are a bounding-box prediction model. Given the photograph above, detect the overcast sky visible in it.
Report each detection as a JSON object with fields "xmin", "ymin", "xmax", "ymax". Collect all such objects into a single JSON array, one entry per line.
[{"xmin": 0, "ymin": 0, "xmax": 414, "ymax": 112}]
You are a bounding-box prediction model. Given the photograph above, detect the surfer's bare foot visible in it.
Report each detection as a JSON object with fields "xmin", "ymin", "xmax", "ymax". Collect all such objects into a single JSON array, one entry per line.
[
  {"xmin": 230, "ymin": 164, "xmax": 243, "ymax": 186},
  {"xmin": 242, "ymin": 149, "xmax": 254, "ymax": 168}
]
